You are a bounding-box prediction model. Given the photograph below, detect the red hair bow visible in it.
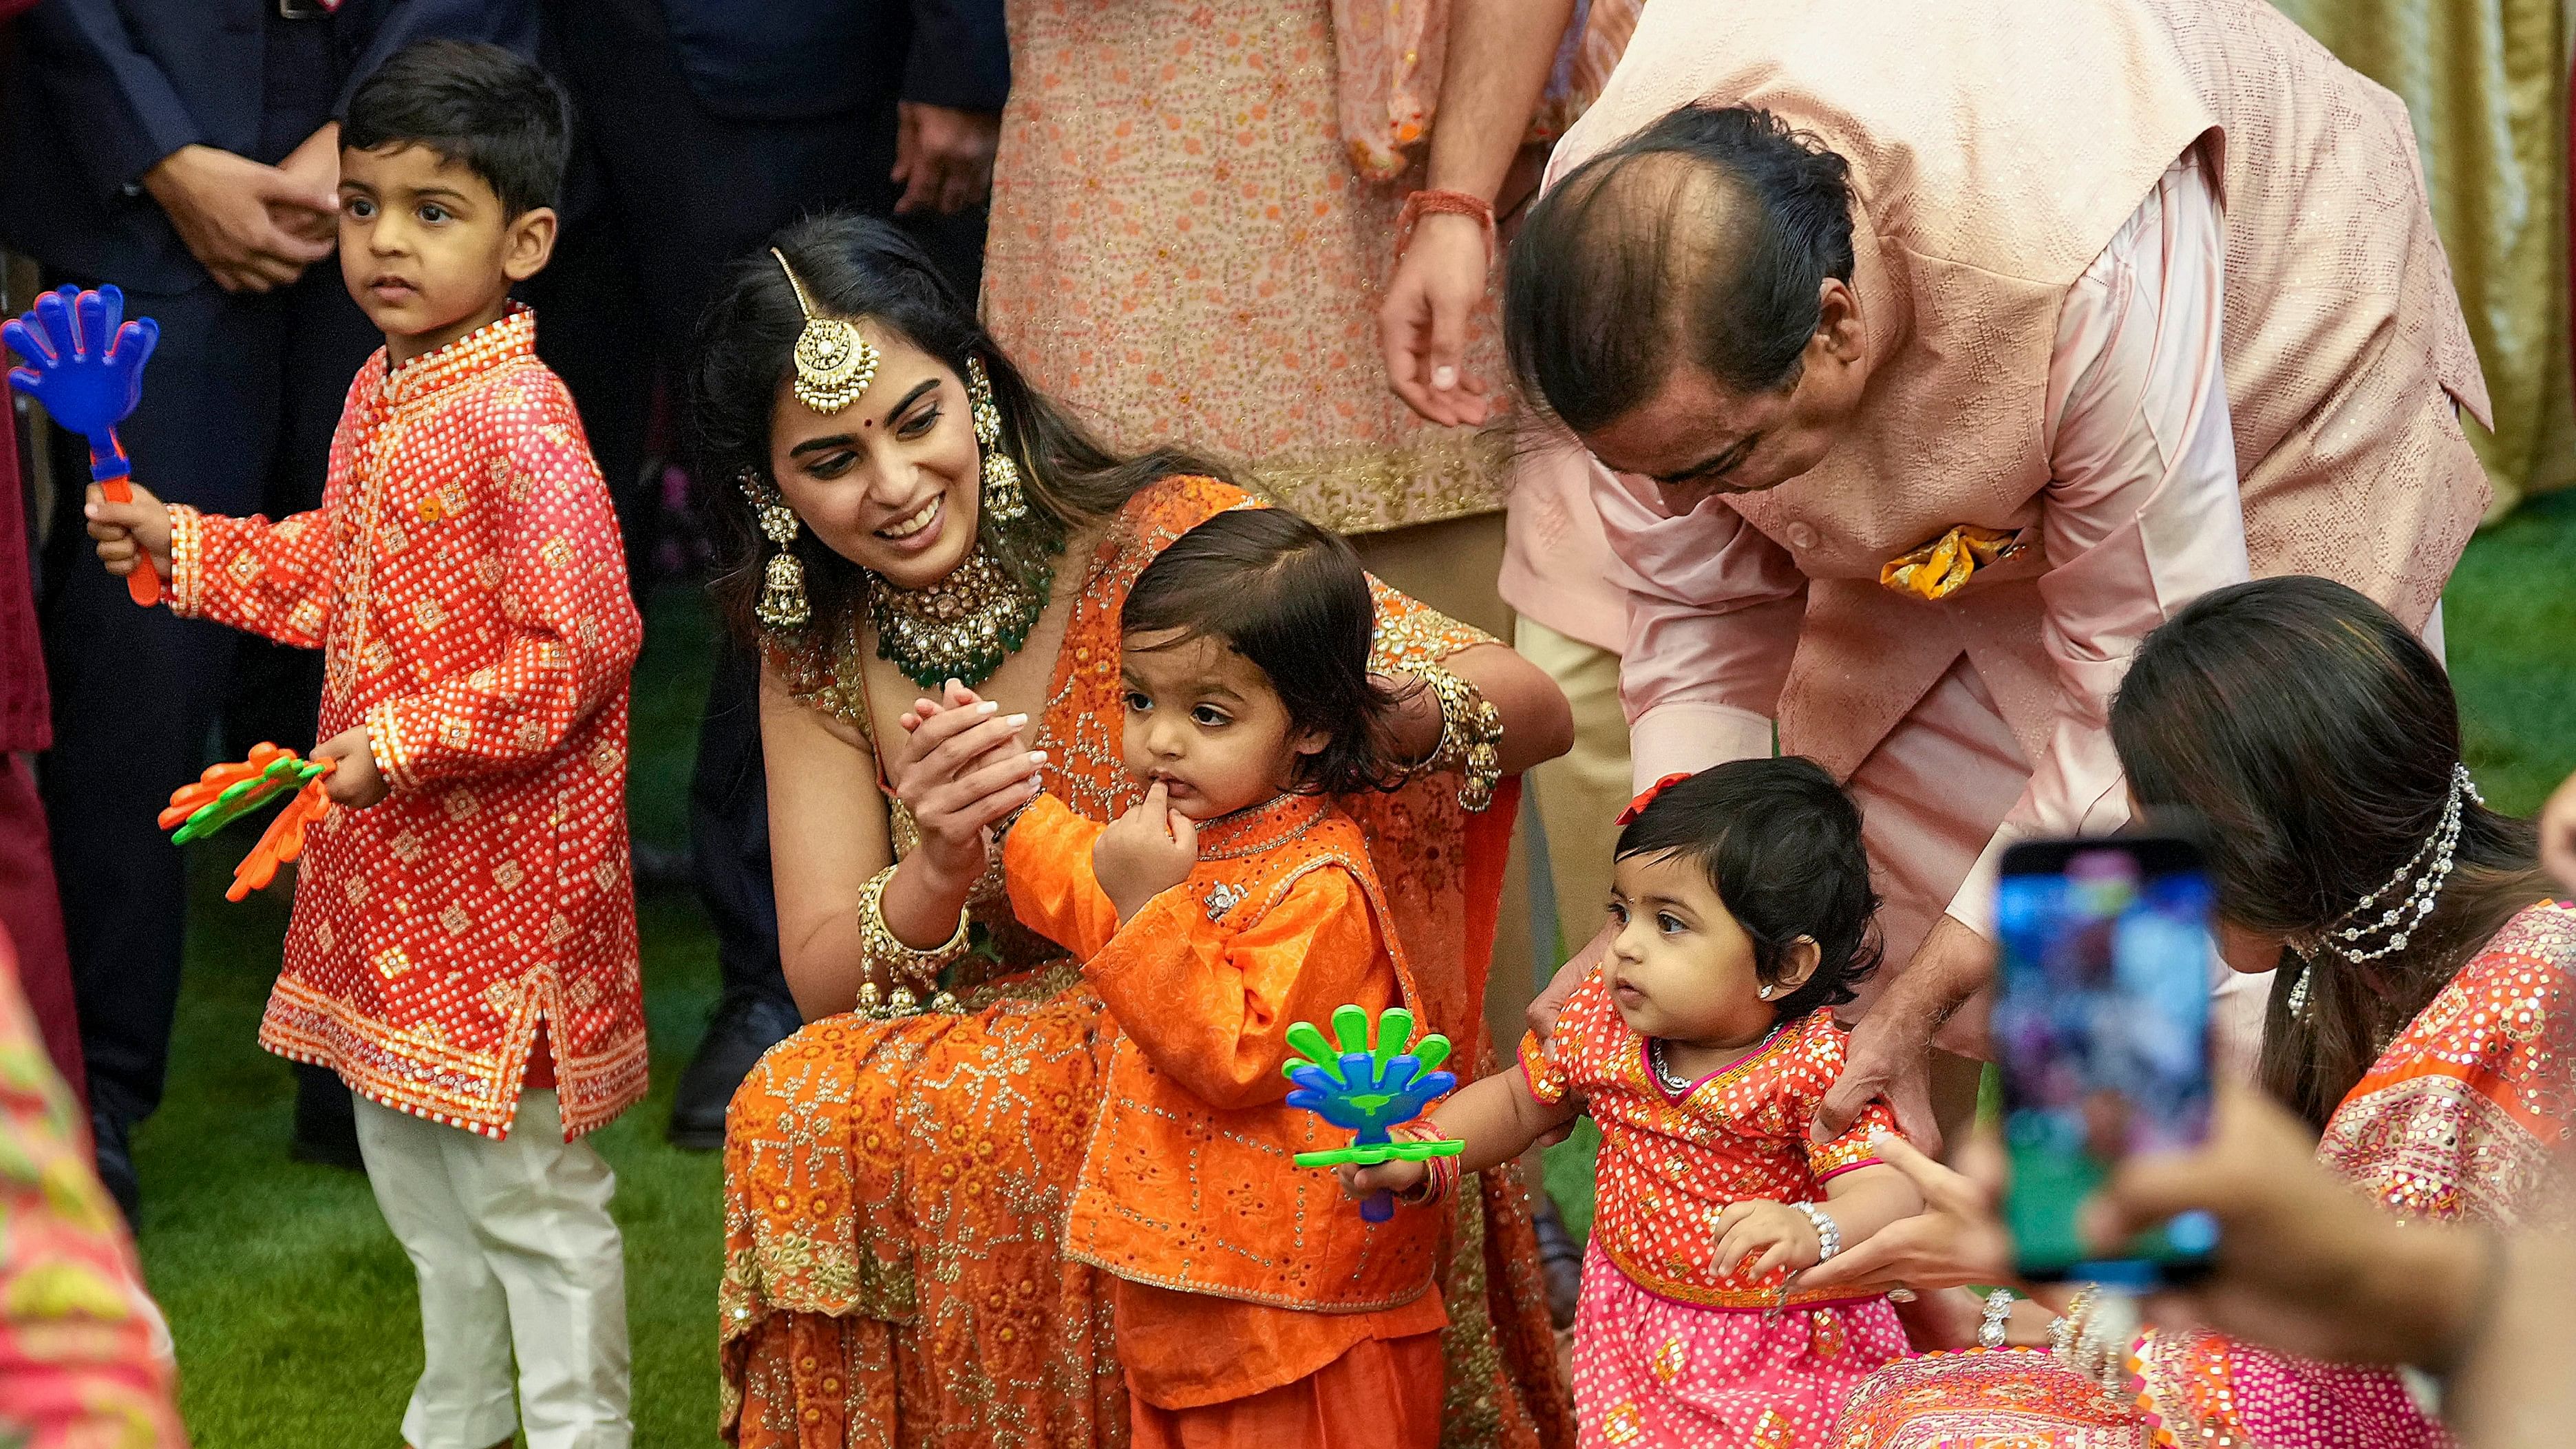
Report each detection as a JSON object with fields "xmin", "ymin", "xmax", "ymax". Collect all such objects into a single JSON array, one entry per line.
[{"xmin": 1617, "ymin": 772, "xmax": 1694, "ymax": 827}]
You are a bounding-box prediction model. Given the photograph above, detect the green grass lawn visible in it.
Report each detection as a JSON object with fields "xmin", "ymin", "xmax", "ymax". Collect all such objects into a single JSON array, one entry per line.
[{"xmin": 136, "ymin": 492, "xmax": 2576, "ymax": 1443}]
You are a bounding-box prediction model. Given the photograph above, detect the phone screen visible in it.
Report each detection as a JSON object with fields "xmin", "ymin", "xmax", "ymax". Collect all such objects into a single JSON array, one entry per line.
[{"xmin": 1995, "ymin": 836, "xmax": 2220, "ymax": 1284}]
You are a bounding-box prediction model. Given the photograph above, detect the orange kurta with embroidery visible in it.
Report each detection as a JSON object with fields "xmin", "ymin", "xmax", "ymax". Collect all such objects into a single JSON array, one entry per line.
[
  {"xmin": 1523, "ymin": 969, "xmax": 1897, "ymax": 1309},
  {"xmin": 166, "ymin": 306, "xmax": 646, "ymax": 1140},
  {"xmin": 1004, "ymin": 790, "xmax": 1448, "ymax": 1408}
]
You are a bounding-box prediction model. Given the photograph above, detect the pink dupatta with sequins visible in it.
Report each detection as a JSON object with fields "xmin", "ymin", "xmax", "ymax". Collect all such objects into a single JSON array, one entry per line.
[{"xmin": 1835, "ymin": 901, "xmax": 2576, "ymax": 1449}]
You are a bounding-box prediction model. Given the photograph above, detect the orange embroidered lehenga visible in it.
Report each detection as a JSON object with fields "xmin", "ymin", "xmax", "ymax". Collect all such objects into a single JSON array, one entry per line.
[
  {"xmin": 1833, "ymin": 900, "xmax": 2576, "ymax": 1449},
  {"xmin": 719, "ymin": 476, "xmax": 1572, "ymax": 1448}
]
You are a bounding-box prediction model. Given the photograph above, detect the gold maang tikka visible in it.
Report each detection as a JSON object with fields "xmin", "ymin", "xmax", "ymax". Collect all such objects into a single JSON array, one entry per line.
[
  {"xmin": 744, "ymin": 472, "xmax": 811, "ymax": 629},
  {"xmin": 772, "ymin": 247, "xmax": 877, "ymax": 413}
]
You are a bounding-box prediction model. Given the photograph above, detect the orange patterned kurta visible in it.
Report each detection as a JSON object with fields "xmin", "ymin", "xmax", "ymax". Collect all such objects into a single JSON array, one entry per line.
[
  {"xmin": 1522, "ymin": 969, "xmax": 1898, "ymax": 1309},
  {"xmin": 1835, "ymin": 901, "xmax": 2576, "ymax": 1448},
  {"xmin": 721, "ymin": 476, "xmax": 1571, "ymax": 1448},
  {"xmin": 1005, "ymin": 791, "xmax": 1447, "ymax": 1410},
  {"xmin": 167, "ymin": 306, "xmax": 646, "ymax": 1140}
]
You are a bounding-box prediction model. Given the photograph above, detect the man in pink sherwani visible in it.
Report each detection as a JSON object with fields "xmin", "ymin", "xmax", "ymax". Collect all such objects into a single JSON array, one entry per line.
[{"xmin": 1513, "ymin": 0, "xmax": 2492, "ymax": 1145}]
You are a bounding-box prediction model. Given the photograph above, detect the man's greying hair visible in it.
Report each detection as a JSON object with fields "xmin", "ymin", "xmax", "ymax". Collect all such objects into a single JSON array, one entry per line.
[
  {"xmin": 343, "ymin": 40, "xmax": 571, "ymax": 218},
  {"xmin": 1504, "ymin": 105, "xmax": 1855, "ymax": 433}
]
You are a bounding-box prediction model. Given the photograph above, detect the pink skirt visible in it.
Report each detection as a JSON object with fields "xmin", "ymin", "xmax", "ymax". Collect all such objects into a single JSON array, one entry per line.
[{"xmin": 1572, "ymin": 1243, "xmax": 1908, "ymax": 1449}]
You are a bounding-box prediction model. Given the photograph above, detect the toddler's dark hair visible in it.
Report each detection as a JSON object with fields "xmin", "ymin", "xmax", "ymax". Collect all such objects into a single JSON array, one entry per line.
[
  {"xmin": 1120, "ymin": 508, "xmax": 1403, "ymax": 798},
  {"xmin": 1615, "ymin": 757, "xmax": 1881, "ymax": 1018},
  {"xmin": 344, "ymin": 41, "xmax": 571, "ymax": 218}
]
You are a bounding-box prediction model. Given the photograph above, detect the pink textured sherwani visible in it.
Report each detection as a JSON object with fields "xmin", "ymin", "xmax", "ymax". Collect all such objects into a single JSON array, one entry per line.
[{"xmin": 1546, "ymin": 0, "xmax": 2491, "ymax": 1050}]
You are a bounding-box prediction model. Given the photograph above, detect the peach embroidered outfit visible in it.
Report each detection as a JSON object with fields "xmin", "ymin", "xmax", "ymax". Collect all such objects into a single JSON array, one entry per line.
[
  {"xmin": 979, "ymin": 0, "xmax": 1628, "ymax": 536},
  {"xmin": 1522, "ymin": 969, "xmax": 1905, "ymax": 1448},
  {"xmin": 718, "ymin": 477, "xmax": 1571, "ymax": 1448},
  {"xmin": 166, "ymin": 306, "xmax": 647, "ymax": 1139},
  {"xmin": 1546, "ymin": 0, "xmax": 2491, "ymax": 1039},
  {"xmin": 1005, "ymin": 790, "xmax": 1449, "ymax": 1443},
  {"xmin": 1835, "ymin": 901, "xmax": 2576, "ymax": 1447}
]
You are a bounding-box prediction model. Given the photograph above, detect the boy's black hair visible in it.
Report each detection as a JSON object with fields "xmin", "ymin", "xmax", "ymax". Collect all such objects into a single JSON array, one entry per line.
[
  {"xmin": 1615, "ymin": 757, "xmax": 1882, "ymax": 1019},
  {"xmin": 343, "ymin": 41, "xmax": 571, "ymax": 218},
  {"xmin": 1120, "ymin": 508, "xmax": 1404, "ymax": 798}
]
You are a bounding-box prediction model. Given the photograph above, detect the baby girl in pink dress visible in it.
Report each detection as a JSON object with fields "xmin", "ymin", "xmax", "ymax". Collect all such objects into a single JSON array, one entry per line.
[{"xmin": 1348, "ymin": 759, "xmax": 1920, "ymax": 1448}]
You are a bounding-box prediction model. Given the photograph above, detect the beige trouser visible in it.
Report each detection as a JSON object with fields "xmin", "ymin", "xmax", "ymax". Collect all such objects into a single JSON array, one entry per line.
[
  {"xmin": 1510, "ymin": 617, "xmax": 1635, "ymax": 965},
  {"xmin": 354, "ymin": 1088, "xmax": 632, "ymax": 1449},
  {"xmin": 1842, "ymin": 660, "xmax": 2272, "ymax": 1094},
  {"xmin": 1348, "ymin": 514, "xmax": 1548, "ymax": 1052}
]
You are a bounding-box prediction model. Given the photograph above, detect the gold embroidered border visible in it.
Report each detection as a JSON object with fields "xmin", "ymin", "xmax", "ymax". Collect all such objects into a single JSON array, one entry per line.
[
  {"xmin": 165, "ymin": 503, "xmax": 204, "ymax": 617},
  {"xmin": 1242, "ymin": 430, "xmax": 1510, "ymax": 537},
  {"xmin": 258, "ymin": 975, "xmax": 648, "ymax": 1139}
]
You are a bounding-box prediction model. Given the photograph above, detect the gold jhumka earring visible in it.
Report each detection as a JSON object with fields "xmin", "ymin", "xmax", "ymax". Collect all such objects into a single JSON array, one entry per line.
[
  {"xmin": 966, "ymin": 356, "xmax": 1028, "ymax": 525},
  {"xmin": 743, "ymin": 473, "xmax": 811, "ymax": 630},
  {"xmin": 772, "ymin": 247, "xmax": 878, "ymax": 414}
]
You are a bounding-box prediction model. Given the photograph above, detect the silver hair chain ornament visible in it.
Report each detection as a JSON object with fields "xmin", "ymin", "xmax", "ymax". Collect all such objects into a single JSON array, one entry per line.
[{"xmin": 2290, "ymin": 764, "xmax": 2482, "ymax": 1017}]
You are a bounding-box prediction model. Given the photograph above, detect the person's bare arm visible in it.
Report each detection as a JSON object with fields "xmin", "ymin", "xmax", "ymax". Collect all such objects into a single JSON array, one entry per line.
[
  {"xmin": 1341, "ymin": 1064, "xmax": 1577, "ymax": 1198},
  {"xmin": 1379, "ymin": 0, "xmax": 1577, "ymax": 424},
  {"xmin": 760, "ymin": 664, "xmax": 900, "ymax": 1019}
]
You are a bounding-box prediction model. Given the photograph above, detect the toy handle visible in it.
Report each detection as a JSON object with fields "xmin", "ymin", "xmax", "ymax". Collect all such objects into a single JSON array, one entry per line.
[
  {"xmin": 89, "ymin": 438, "xmax": 158, "ymax": 607},
  {"xmin": 1361, "ymin": 1189, "xmax": 1394, "ymax": 1223}
]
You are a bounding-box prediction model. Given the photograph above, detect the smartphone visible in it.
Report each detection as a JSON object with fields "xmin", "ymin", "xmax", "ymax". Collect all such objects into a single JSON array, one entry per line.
[{"xmin": 1994, "ymin": 834, "xmax": 2220, "ymax": 1285}]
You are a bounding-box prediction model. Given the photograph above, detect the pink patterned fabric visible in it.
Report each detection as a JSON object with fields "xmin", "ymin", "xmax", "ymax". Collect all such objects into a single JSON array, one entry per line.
[
  {"xmin": 1835, "ymin": 902, "xmax": 2576, "ymax": 1447},
  {"xmin": 1571, "ymin": 1243, "xmax": 1904, "ymax": 1449}
]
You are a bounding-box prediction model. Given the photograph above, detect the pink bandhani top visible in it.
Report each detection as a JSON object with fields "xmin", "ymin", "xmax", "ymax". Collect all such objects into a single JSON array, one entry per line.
[
  {"xmin": 1522, "ymin": 966, "xmax": 1899, "ymax": 1309},
  {"xmin": 1606, "ymin": 151, "xmax": 2246, "ymax": 938}
]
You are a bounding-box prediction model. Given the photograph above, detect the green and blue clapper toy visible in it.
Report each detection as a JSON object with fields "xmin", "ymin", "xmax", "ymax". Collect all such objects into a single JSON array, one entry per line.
[{"xmin": 1284, "ymin": 1004, "xmax": 1465, "ymax": 1221}]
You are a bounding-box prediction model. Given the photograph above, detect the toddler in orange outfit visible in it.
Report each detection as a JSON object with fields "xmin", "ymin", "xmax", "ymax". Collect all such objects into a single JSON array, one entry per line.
[{"xmin": 998, "ymin": 507, "xmax": 1449, "ymax": 1447}]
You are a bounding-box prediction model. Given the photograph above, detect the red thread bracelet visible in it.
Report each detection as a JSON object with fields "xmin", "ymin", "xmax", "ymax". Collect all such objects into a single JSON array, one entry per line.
[{"xmin": 1396, "ymin": 189, "xmax": 1497, "ymax": 266}]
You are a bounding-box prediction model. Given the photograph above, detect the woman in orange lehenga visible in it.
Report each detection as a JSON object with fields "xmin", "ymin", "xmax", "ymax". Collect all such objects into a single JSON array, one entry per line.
[
  {"xmin": 703, "ymin": 213, "xmax": 1576, "ymax": 1448},
  {"xmin": 1809, "ymin": 577, "xmax": 2574, "ymax": 1448}
]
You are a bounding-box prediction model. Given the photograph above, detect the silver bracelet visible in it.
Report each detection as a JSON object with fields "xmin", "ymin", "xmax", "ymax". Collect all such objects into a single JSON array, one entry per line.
[
  {"xmin": 1791, "ymin": 1201, "xmax": 1841, "ymax": 1262},
  {"xmin": 1979, "ymin": 1287, "xmax": 2016, "ymax": 1349}
]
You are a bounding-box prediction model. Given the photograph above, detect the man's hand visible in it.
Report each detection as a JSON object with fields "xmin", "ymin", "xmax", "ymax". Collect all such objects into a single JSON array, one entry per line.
[
  {"xmin": 1815, "ymin": 915, "xmax": 1992, "ymax": 1151},
  {"xmin": 85, "ymin": 480, "xmax": 171, "ymax": 582},
  {"xmin": 271, "ymin": 123, "xmax": 344, "ymax": 247},
  {"xmin": 2540, "ymin": 770, "xmax": 2576, "ymax": 891},
  {"xmin": 142, "ymin": 145, "xmax": 337, "ymax": 293},
  {"xmin": 312, "ymin": 726, "xmax": 390, "ymax": 809},
  {"xmin": 893, "ymin": 103, "xmax": 1001, "ymax": 215},
  {"xmin": 1094, "ymin": 782, "xmax": 1197, "ymax": 922},
  {"xmin": 1380, "ymin": 212, "xmax": 1492, "ymax": 426}
]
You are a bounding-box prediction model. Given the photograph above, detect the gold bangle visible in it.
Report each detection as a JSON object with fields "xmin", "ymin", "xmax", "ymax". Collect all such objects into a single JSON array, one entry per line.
[
  {"xmin": 855, "ymin": 863, "xmax": 968, "ymax": 1018},
  {"xmin": 1413, "ymin": 662, "xmax": 1504, "ymax": 812}
]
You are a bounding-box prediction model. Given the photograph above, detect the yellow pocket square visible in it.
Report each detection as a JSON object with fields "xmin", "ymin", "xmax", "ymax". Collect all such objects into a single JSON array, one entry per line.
[{"xmin": 1879, "ymin": 525, "xmax": 2023, "ymax": 600}]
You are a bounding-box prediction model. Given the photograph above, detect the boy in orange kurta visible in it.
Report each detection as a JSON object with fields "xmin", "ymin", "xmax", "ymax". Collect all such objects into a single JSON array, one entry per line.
[
  {"xmin": 87, "ymin": 43, "xmax": 642, "ymax": 1449},
  {"xmin": 997, "ymin": 507, "xmax": 1449, "ymax": 1446}
]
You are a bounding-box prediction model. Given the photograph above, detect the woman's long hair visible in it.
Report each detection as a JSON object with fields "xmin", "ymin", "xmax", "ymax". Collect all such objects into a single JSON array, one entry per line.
[
  {"xmin": 2107, "ymin": 577, "xmax": 2553, "ymax": 1129},
  {"xmin": 688, "ymin": 211, "xmax": 1228, "ymax": 648}
]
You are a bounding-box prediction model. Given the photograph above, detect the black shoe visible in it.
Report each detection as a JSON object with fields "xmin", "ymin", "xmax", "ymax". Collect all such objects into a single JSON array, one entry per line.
[
  {"xmin": 90, "ymin": 1109, "xmax": 139, "ymax": 1227},
  {"xmin": 288, "ymin": 1061, "xmax": 365, "ymax": 1172},
  {"xmin": 1530, "ymin": 1193, "xmax": 1584, "ymax": 1329},
  {"xmin": 668, "ymin": 992, "xmax": 805, "ymax": 1150}
]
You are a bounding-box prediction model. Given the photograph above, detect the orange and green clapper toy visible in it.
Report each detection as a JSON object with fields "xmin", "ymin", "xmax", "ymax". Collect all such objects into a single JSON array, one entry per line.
[{"xmin": 161, "ymin": 744, "xmax": 336, "ymax": 902}]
